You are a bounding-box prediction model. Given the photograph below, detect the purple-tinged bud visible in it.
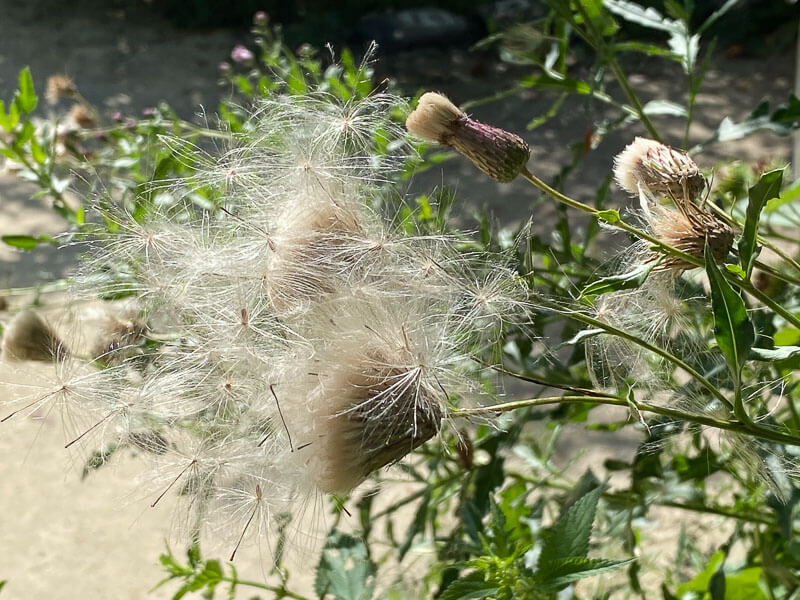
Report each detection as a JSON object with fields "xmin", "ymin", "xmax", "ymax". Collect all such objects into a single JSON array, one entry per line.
[
  {"xmin": 141, "ymin": 107, "xmax": 155, "ymax": 118},
  {"xmin": 230, "ymin": 44, "xmax": 255, "ymax": 65},
  {"xmin": 406, "ymin": 92, "xmax": 530, "ymax": 183},
  {"xmin": 124, "ymin": 118, "xmax": 136, "ymax": 131},
  {"xmin": 218, "ymin": 61, "xmax": 232, "ymax": 75},
  {"xmin": 111, "ymin": 111, "xmax": 123, "ymax": 123},
  {"xmin": 253, "ymin": 11, "xmax": 268, "ymax": 26}
]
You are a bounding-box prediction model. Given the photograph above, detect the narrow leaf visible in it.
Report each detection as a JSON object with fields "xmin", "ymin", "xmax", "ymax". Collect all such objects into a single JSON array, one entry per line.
[
  {"xmin": 739, "ymin": 169, "xmax": 783, "ymax": 277},
  {"xmin": 439, "ymin": 574, "xmax": 499, "ymax": 600},
  {"xmin": 15, "ymin": 67, "xmax": 37, "ymax": 114},
  {"xmin": 750, "ymin": 346, "xmax": 800, "ymax": 361},
  {"xmin": 1, "ymin": 234, "xmax": 57, "ymax": 250},
  {"xmin": 538, "ymin": 557, "xmax": 634, "ymax": 589},
  {"xmin": 705, "ymin": 240, "xmax": 754, "ymax": 376},
  {"xmin": 580, "ymin": 262, "xmax": 655, "ymax": 298}
]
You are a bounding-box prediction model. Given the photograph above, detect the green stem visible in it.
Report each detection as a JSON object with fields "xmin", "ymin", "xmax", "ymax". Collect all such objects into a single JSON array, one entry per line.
[
  {"xmin": 538, "ymin": 296, "xmax": 733, "ymax": 409},
  {"xmin": 218, "ymin": 576, "xmax": 309, "ymax": 600},
  {"xmin": 571, "ymin": 0, "xmax": 661, "ymax": 141},
  {"xmin": 520, "ymin": 167, "xmax": 800, "ymax": 331},
  {"xmin": 453, "ymin": 395, "xmax": 800, "ymax": 447}
]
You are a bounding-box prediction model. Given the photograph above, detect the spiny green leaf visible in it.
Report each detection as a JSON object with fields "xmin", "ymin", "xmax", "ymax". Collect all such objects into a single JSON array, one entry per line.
[
  {"xmin": 739, "ymin": 169, "xmax": 783, "ymax": 278},
  {"xmin": 704, "ymin": 240, "xmax": 754, "ymax": 377},
  {"xmin": 580, "ymin": 262, "xmax": 655, "ymax": 298},
  {"xmin": 15, "ymin": 67, "xmax": 37, "ymax": 114},
  {"xmin": 315, "ymin": 531, "xmax": 376, "ymax": 600}
]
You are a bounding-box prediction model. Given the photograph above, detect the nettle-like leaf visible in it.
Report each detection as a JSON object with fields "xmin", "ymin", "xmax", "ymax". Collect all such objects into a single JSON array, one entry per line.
[
  {"xmin": 315, "ymin": 531, "xmax": 376, "ymax": 600},
  {"xmin": 739, "ymin": 169, "xmax": 783, "ymax": 278},
  {"xmin": 439, "ymin": 573, "xmax": 499, "ymax": 600},
  {"xmin": 534, "ymin": 484, "xmax": 631, "ymax": 589},
  {"xmin": 704, "ymin": 240, "xmax": 754, "ymax": 377}
]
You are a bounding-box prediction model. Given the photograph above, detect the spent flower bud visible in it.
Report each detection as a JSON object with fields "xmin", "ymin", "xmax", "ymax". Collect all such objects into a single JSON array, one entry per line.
[
  {"xmin": 2, "ymin": 310, "xmax": 64, "ymax": 361},
  {"xmin": 614, "ymin": 137, "xmax": 706, "ymax": 200},
  {"xmin": 45, "ymin": 74, "xmax": 77, "ymax": 105},
  {"xmin": 406, "ymin": 91, "xmax": 530, "ymax": 183}
]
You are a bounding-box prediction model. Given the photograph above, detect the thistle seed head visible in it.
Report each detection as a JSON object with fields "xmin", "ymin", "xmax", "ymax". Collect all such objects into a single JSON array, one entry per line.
[
  {"xmin": 2, "ymin": 310, "xmax": 65, "ymax": 361},
  {"xmin": 45, "ymin": 74, "xmax": 77, "ymax": 104},
  {"xmin": 649, "ymin": 200, "xmax": 735, "ymax": 270},
  {"xmin": 406, "ymin": 91, "xmax": 530, "ymax": 183},
  {"xmin": 614, "ymin": 137, "xmax": 706, "ymax": 200}
]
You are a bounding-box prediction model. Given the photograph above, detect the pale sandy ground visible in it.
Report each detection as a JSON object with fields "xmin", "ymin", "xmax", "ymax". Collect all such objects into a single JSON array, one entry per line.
[{"xmin": 0, "ymin": 2, "xmax": 797, "ymax": 599}]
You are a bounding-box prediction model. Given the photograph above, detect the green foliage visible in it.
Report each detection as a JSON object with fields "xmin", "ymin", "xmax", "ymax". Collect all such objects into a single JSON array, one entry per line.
[
  {"xmin": 315, "ymin": 532, "xmax": 376, "ymax": 600},
  {"xmin": 5, "ymin": 3, "xmax": 800, "ymax": 599}
]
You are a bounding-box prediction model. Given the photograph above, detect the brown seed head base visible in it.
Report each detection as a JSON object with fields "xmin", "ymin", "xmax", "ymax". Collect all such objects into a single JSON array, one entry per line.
[{"xmin": 651, "ymin": 197, "xmax": 735, "ymax": 271}]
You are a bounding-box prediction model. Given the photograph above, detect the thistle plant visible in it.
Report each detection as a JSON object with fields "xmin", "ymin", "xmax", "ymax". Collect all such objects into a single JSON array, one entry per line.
[{"xmin": 2, "ymin": 88, "xmax": 531, "ymax": 563}]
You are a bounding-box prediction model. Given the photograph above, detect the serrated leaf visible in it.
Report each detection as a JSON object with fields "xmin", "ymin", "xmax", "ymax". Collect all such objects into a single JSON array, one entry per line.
[
  {"xmin": 704, "ymin": 240, "xmax": 754, "ymax": 377},
  {"xmin": 15, "ymin": 67, "xmax": 37, "ymax": 114},
  {"xmin": 739, "ymin": 169, "xmax": 783, "ymax": 278},
  {"xmin": 315, "ymin": 531, "xmax": 376, "ymax": 600},
  {"xmin": 537, "ymin": 557, "xmax": 634, "ymax": 589},
  {"xmin": 538, "ymin": 485, "xmax": 602, "ymax": 564},
  {"xmin": 603, "ymin": 0, "xmax": 683, "ymax": 34},
  {"xmin": 580, "ymin": 262, "xmax": 655, "ymax": 298},
  {"xmin": 439, "ymin": 574, "xmax": 498, "ymax": 600},
  {"xmin": 1, "ymin": 234, "xmax": 57, "ymax": 250}
]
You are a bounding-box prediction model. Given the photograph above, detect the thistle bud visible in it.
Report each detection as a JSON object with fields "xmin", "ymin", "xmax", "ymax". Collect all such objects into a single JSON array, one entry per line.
[
  {"xmin": 614, "ymin": 137, "xmax": 706, "ymax": 200},
  {"xmin": 45, "ymin": 74, "xmax": 77, "ymax": 105},
  {"xmin": 406, "ymin": 92, "xmax": 530, "ymax": 183},
  {"xmin": 1, "ymin": 310, "xmax": 64, "ymax": 361}
]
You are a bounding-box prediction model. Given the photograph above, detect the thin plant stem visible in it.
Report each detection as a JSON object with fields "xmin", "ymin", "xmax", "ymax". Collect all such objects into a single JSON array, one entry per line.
[
  {"xmin": 536, "ymin": 296, "xmax": 732, "ymax": 409},
  {"xmin": 571, "ymin": 0, "xmax": 661, "ymax": 141},
  {"xmin": 452, "ymin": 394, "xmax": 800, "ymax": 447},
  {"xmin": 519, "ymin": 167, "xmax": 800, "ymax": 331}
]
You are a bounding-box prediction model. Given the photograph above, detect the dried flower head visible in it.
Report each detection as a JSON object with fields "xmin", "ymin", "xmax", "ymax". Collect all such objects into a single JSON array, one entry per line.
[
  {"xmin": 614, "ymin": 137, "xmax": 706, "ymax": 201},
  {"xmin": 2, "ymin": 310, "xmax": 65, "ymax": 361},
  {"xmin": 33, "ymin": 86, "xmax": 528, "ymax": 559},
  {"xmin": 406, "ymin": 91, "xmax": 530, "ymax": 183},
  {"xmin": 645, "ymin": 195, "xmax": 735, "ymax": 270},
  {"xmin": 45, "ymin": 74, "xmax": 77, "ymax": 104},
  {"xmin": 67, "ymin": 103, "xmax": 97, "ymax": 129},
  {"xmin": 613, "ymin": 138, "xmax": 733, "ymax": 270}
]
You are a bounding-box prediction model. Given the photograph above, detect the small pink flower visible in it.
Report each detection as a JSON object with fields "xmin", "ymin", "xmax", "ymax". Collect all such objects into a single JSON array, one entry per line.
[
  {"xmin": 253, "ymin": 11, "xmax": 268, "ymax": 26},
  {"xmin": 111, "ymin": 111, "xmax": 123, "ymax": 123},
  {"xmin": 230, "ymin": 44, "xmax": 254, "ymax": 64},
  {"xmin": 218, "ymin": 61, "xmax": 232, "ymax": 74}
]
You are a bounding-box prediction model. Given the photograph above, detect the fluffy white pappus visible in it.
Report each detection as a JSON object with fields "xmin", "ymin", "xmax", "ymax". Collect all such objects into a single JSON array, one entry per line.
[
  {"xmin": 42, "ymin": 84, "xmax": 534, "ymax": 561},
  {"xmin": 584, "ymin": 271, "xmax": 705, "ymax": 391},
  {"xmin": 275, "ymin": 295, "xmax": 472, "ymax": 495},
  {"xmin": 405, "ymin": 92, "xmax": 465, "ymax": 144}
]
